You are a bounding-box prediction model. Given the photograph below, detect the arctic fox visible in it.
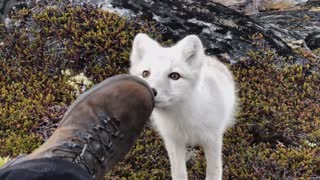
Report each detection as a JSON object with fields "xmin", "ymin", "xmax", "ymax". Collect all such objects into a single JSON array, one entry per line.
[{"xmin": 129, "ymin": 33, "xmax": 237, "ymax": 180}]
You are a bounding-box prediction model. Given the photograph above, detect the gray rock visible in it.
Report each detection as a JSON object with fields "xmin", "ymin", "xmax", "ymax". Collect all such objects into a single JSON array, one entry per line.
[
  {"xmin": 305, "ymin": 31, "xmax": 320, "ymax": 50},
  {"xmin": 211, "ymin": 0, "xmax": 309, "ymax": 15},
  {"xmin": 0, "ymin": 0, "xmax": 17, "ymax": 23},
  {"xmin": 252, "ymin": 6, "xmax": 320, "ymax": 50},
  {"xmin": 104, "ymin": 0, "xmax": 298, "ymax": 62},
  {"xmin": 0, "ymin": 0, "xmax": 28, "ymax": 24}
]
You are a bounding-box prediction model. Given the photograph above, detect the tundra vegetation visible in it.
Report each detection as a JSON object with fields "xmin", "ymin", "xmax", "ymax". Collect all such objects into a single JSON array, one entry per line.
[{"xmin": 0, "ymin": 3, "xmax": 319, "ymax": 179}]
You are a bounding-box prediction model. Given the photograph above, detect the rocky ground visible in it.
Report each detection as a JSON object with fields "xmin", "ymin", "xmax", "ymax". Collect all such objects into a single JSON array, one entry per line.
[{"xmin": 0, "ymin": 0, "xmax": 319, "ymax": 179}]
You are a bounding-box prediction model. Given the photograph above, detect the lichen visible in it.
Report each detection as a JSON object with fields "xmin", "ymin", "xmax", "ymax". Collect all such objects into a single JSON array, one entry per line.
[
  {"xmin": 0, "ymin": 156, "xmax": 11, "ymax": 168},
  {"xmin": 310, "ymin": 7, "xmax": 320, "ymax": 12},
  {"xmin": 67, "ymin": 72, "xmax": 93, "ymax": 96}
]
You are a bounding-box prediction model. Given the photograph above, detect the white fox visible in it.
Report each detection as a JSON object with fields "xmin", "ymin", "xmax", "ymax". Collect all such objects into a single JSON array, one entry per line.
[{"xmin": 129, "ymin": 33, "xmax": 237, "ymax": 180}]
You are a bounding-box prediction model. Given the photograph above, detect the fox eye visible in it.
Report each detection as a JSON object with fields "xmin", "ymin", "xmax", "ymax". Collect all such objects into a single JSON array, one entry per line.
[
  {"xmin": 169, "ymin": 72, "xmax": 180, "ymax": 80},
  {"xmin": 142, "ymin": 70, "xmax": 150, "ymax": 78}
]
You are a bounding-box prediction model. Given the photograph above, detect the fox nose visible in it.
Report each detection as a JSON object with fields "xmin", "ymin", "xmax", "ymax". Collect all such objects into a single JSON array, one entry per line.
[{"xmin": 151, "ymin": 88, "xmax": 157, "ymax": 97}]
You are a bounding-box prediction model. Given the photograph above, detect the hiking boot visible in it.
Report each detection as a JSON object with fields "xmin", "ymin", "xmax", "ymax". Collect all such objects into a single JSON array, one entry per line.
[{"xmin": 2, "ymin": 74, "xmax": 154, "ymax": 180}]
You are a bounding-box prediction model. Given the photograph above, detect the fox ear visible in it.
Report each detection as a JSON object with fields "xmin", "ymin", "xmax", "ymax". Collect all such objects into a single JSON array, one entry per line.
[
  {"xmin": 130, "ymin": 33, "xmax": 159, "ymax": 66},
  {"xmin": 178, "ymin": 35, "xmax": 203, "ymax": 63}
]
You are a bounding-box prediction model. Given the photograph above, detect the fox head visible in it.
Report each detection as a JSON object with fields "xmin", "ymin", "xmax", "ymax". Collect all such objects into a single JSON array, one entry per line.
[{"xmin": 129, "ymin": 33, "xmax": 205, "ymax": 108}]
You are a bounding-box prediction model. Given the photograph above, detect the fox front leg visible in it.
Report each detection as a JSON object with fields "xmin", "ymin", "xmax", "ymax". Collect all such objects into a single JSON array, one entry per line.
[
  {"xmin": 204, "ymin": 136, "xmax": 223, "ymax": 180},
  {"xmin": 165, "ymin": 139, "xmax": 188, "ymax": 180}
]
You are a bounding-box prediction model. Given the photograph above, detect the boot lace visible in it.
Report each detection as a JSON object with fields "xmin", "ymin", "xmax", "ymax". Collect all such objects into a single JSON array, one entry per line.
[{"xmin": 52, "ymin": 113, "xmax": 121, "ymax": 178}]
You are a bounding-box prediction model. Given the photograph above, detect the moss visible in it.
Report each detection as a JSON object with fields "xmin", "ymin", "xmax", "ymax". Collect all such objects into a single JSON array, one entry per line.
[
  {"xmin": 0, "ymin": 59, "xmax": 73, "ymax": 156},
  {"xmin": 106, "ymin": 126, "xmax": 171, "ymax": 179},
  {"xmin": 0, "ymin": 3, "xmax": 319, "ymax": 179},
  {"xmin": 222, "ymin": 34, "xmax": 320, "ymax": 178}
]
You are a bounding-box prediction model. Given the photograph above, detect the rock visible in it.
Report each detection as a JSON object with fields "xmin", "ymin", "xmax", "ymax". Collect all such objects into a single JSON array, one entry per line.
[
  {"xmin": 0, "ymin": 0, "xmax": 17, "ymax": 23},
  {"xmin": 210, "ymin": 0, "xmax": 309, "ymax": 15},
  {"xmin": 0, "ymin": 0, "xmax": 27, "ymax": 24},
  {"xmin": 257, "ymin": 0, "xmax": 308, "ymax": 11},
  {"xmin": 186, "ymin": 147, "xmax": 198, "ymax": 168},
  {"xmin": 305, "ymin": 0, "xmax": 320, "ymax": 7},
  {"xmin": 305, "ymin": 31, "xmax": 320, "ymax": 50},
  {"xmin": 252, "ymin": 5, "xmax": 320, "ymax": 49},
  {"xmin": 104, "ymin": 0, "xmax": 297, "ymax": 62}
]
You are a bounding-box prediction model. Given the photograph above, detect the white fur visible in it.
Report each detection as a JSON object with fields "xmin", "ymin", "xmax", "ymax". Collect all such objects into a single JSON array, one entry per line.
[{"xmin": 129, "ymin": 33, "xmax": 237, "ymax": 180}]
